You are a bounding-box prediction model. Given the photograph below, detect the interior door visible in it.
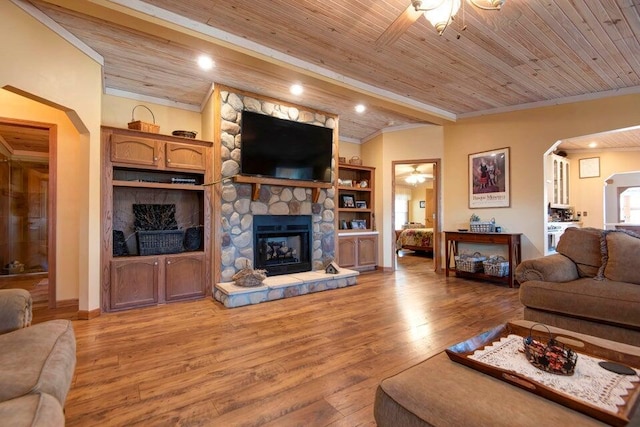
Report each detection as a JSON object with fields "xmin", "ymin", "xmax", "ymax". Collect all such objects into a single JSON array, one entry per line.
[
  {"xmin": 27, "ymin": 168, "xmax": 48, "ymax": 271},
  {"xmin": 424, "ymin": 188, "xmax": 435, "ymax": 228}
]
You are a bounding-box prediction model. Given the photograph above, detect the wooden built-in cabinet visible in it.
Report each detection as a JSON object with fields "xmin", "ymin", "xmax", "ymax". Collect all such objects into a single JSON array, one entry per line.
[
  {"xmin": 337, "ymin": 233, "xmax": 378, "ymax": 271},
  {"xmin": 101, "ymin": 127, "xmax": 212, "ymax": 312},
  {"xmin": 337, "ymin": 164, "xmax": 378, "ymax": 271}
]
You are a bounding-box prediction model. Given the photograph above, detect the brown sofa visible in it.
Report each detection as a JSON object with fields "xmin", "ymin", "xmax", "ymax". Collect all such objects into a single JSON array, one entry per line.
[
  {"xmin": 515, "ymin": 227, "xmax": 640, "ymax": 346},
  {"xmin": 0, "ymin": 288, "xmax": 76, "ymax": 426}
]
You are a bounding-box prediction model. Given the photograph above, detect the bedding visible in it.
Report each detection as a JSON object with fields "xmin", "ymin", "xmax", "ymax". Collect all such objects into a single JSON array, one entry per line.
[{"xmin": 396, "ymin": 228, "xmax": 434, "ymax": 253}]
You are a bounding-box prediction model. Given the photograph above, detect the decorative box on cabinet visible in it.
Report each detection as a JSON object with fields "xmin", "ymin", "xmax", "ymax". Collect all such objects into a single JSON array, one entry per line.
[
  {"xmin": 337, "ymin": 232, "xmax": 378, "ymax": 272},
  {"xmin": 101, "ymin": 127, "xmax": 213, "ymax": 312}
]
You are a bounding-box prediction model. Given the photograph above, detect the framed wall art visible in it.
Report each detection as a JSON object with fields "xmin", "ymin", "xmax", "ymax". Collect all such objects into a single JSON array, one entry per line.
[
  {"xmin": 419, "ymin": 201, "xmax": 426, "ymax": 208},
  {"xmin": 579, "ymin": 157, "xmax": 600, "ymax": 178},
  {"xmin": 469, "ymin": 147, "xmax": 510, "ymax": 208}
]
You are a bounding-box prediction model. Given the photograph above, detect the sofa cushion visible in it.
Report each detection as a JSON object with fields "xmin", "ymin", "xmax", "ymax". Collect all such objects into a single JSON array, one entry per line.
[
  {"xmin": 602, "ymin": 230, "xmax": 640, "ymax": 284},
  {"xmin": 519, "ymin": 278, "xmax": 640, "ymax": 330},
  {"xmin": 0, "ymin": 393, "xmax": 65, "ymax": 427},
  {"xmin": 555, "ymin": 227, "xmax": 603, "ymax": 278},
  {"xmin": 0, "ymin": 320, "xmax": 76, "ymax": 405},
  {"xmin": 0, "ymin": 289, "xmax": 33, "ymax": 334}
]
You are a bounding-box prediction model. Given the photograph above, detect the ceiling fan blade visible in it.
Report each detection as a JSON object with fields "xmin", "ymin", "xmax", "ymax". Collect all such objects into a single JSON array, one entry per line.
[{"xmin": 375, "ymin": 5, "xmax": 423, "ymax": 47}]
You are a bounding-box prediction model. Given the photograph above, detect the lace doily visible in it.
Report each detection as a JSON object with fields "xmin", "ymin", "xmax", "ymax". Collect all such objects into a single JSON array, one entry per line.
[{"xmin": 469, "ymin": 334, "xmax": 640, "ymax": 413}]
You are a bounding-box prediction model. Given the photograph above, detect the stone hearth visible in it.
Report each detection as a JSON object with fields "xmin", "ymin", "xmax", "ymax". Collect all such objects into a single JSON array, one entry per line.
[{"xmin": 214, "ymin": 268, "xmax": 359, "ymax": 308}]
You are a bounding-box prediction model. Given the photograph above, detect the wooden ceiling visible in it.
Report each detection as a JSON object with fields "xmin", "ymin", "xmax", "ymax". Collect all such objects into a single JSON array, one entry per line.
[
  {"xmin": 0, "ymin": 123, "xmax": 49, "ymax": 156},
  {"xmin": 24, "ymin": 0, "xmax": 640, "ymax": 142}
]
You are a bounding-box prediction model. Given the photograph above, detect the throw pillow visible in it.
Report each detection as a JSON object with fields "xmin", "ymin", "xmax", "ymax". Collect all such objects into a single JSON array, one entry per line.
[
  {"xmin": 556, "ymin": 227, "xmax": 603, "ymax": 277},
  {"xmin": 601, "ymin": 230, "xmax": 640, "ymax": 284}
]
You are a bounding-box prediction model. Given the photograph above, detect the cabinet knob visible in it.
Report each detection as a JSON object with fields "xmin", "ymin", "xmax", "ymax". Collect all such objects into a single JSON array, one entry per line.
[
  {"xmin": 167, "ymin": 159, "xmax": 171, "ymax": 163},
  {"xmin": 154, "ymin": 261, "xmax": 158, "ymax": 266},
  {"xmin": 167, "ymin": 260, "xmax": 171, "ymax": 265},
  {"xmin": 153, "ymin": 157, "xmax": 158, "ymax": 161}
]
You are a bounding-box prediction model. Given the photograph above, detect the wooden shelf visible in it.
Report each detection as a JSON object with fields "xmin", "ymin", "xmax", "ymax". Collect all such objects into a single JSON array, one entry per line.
[
  {"xmin": 113, "ymin": 180, "xmax": 204, "ymax": 191},
  {"xmin": 233, "ymin": 174, "xmax": 332, "ymax": 202}
]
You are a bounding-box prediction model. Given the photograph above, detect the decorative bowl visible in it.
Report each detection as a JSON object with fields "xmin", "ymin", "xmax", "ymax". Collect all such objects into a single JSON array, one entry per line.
[{"xmin": 172, "ymin": 130, "xmax": 197, "ymax": 138}]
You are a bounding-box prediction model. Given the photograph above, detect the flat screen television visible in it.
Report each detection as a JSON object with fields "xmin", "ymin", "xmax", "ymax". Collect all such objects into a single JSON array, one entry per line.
[{"xmin": 240, "ymin": 110, "xmax": 333, "ymax": 183}]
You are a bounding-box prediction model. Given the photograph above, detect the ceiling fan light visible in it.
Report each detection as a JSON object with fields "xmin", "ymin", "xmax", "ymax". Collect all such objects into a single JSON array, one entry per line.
[
  {"xmin": 469, "ymin": 0, "xmax": 505, "ymax": 10},
  {"xmin": 422, "ymin": 0, "xmax": 461, "ymax": 34}
]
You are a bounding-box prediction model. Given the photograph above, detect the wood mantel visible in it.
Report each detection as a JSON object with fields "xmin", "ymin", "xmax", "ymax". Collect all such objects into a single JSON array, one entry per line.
[{"xmin": 232, "ymin": 175, "xmax": 332, "ymax": 203}]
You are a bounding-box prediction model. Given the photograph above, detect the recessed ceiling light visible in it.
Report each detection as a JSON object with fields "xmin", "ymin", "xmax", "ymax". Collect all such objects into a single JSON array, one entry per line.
[
  {"xmin": 290, "ymin": 84, "xmax": 304, "ymax": 96},
  {"xmin": 197, "ymin": 55, "xmax": 214, "ymax": 70},
  {"xmin": 588, "ymin": 142, "xmax": 598, "ymax": 148},
  {"xmin": 355, "ymin": 104, "xmax": 366, "ymax": 113}
]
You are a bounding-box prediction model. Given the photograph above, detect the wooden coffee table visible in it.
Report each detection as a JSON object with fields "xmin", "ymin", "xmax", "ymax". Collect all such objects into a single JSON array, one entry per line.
[{"xmin": 374, "ymin": 320, "xmax": 640, "ymax": 427}]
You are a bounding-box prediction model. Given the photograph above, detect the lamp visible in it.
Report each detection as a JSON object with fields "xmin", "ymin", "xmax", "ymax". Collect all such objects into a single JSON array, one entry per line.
[
  {"xmin": 411, "ymin": 0, "xmax": 505, "ymax": 35},
  {"xmin": 405, "ymin": 166, "xmax": 429, "ymax": 185}
]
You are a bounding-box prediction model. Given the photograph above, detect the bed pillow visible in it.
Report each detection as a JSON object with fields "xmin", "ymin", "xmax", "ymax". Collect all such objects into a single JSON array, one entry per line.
[{"xmin": 601, "ymin": 230, "xmax": 640, "ymax": 284}]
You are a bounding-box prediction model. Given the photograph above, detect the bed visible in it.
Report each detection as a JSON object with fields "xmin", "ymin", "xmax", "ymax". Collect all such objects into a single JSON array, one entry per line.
[{"xmin": 395, "ymin": 226, "xmax": 434, "ymax": 253}]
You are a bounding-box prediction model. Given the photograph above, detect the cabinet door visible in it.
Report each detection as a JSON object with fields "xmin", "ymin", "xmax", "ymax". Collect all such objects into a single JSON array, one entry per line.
[
  {"xmin": 166, "ymin": 143, "xmax": 206, "ymax": 171},
  {"xmin": 111, "ymin": 134, "xmax": 160, "ymax": 167},
  {"xmin": 357, "ymin": 235, "xmax": 378, "ymax": 267},
  {"xmin": 165, "ymin": 253, "xmax": 205, "ymax": 301},
  {"xmin": 338, "ymin": 237, "xmax": 357, "ymax": 268},
  {"xmin": 110, "ymin": 257, "xmax": 159, "ymax": 310}
]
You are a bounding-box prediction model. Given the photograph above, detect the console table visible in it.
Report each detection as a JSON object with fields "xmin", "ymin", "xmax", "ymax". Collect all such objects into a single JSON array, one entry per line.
[{"xmin": 444, "ymin": 231, "xmax": 522, "ymax": 288}]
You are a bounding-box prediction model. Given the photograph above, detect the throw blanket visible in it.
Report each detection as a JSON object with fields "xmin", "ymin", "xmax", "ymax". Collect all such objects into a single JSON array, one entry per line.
[{"xmin": 396, "ymin": 228, "xmax": 434, "ymax": 251}]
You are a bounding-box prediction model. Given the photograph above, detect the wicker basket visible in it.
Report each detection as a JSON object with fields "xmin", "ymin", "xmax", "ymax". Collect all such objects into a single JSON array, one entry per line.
[
  {"xmin": 137, "ymin": 230, "xmax": 184, "ymax": 255},
  {"xmin": 455, "ymin": 252, "xmax": 486, "ymax": 273},
  {"xmin": 470, "ymin": 221, "xmax": 495, "ymax": 233},
  {"xmin": 128, "ymin": 105, "xmax": 160, "ymax": 133},
  {"xmin": 348, "ymin": 156, "xmax": 362, "ymax": 165},
  {"xmin": 482, "ymin": 256, "xmax": 509, "ymax": 277},
  {"xmin": 523, "ymin": 324, "xmax": 577, "ymax": 375}
]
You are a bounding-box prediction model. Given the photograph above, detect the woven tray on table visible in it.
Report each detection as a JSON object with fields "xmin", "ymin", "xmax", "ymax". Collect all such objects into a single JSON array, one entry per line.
[
  {"xmin": 455, "ymin": 252, "xmax": 486, "ymax": 273},
  {"xmin": 482, "ymin": 255, "xmax": 510, "ymax": 277}
]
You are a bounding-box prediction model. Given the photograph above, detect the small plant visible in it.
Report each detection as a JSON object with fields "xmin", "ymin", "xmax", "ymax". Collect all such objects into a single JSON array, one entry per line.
[{"xmin": 470, "ymin": 213, "xmax": 480, "ymax": 222}]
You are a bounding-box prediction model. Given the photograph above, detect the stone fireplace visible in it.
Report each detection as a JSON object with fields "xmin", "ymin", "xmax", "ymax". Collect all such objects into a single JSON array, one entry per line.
[
  {"xmin": 253, "ymin": 215, "xmax": 312, "ymax": 276},
  {"xmin": 217, "ymin": 87, "xmax": 337, "ymax": 282}
]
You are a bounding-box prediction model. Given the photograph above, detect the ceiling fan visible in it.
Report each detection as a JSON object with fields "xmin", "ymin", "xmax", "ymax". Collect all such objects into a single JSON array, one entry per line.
[{"xmin": 375, "ymin": 0, "xmax": 505, "ymax": 46}]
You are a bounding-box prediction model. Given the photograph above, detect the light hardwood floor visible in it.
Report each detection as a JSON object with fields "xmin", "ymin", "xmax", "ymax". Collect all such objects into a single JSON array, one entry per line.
[{"xmin": 39, "ymin": 253, "xmax": 523, "ymax": 426}]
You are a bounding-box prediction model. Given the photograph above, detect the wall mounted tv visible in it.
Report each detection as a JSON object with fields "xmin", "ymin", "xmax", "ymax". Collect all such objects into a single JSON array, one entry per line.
[{"xmin": 240, "ymin": 110, "xmax": 333, "ymax": 183}]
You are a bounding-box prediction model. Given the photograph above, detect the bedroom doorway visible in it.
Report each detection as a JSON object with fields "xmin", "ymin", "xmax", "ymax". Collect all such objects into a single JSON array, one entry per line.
[{"xmin": 392, "ymin": 160, "xmax": 440, "ymax": 272}]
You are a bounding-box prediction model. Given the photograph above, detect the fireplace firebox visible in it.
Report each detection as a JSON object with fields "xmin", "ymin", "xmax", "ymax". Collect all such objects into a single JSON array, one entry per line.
[{"xmin": 253, "ymin": 215, "xmax": 312, "ymax": 277}]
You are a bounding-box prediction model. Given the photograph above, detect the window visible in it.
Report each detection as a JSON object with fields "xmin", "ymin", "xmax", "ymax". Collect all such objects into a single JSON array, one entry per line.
[
  {"xmin": 620, "ymin": 187, "xmax": 640, "ymax": 223},
  {"xmin": 395, "ymin": 187, "xmax": 411, "ymax": 229}
]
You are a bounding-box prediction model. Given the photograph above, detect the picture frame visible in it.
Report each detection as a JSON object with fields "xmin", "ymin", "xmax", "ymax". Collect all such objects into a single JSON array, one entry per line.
[
  {"xmin": 469, "ymin": 147, "xmax": 510, "ymax": 208},
  {"xmin": 419, "ymin": 201, "xmax": 426, "ymax": 208},
  {"xmin": 350, "ymin": 219, "xmax": 366, "ymax": 229},
  {"xmin": 340, "ymin": 194, "xmax": 356, "ymax": 208},
  {"xmin": 340, "ymin": 219, "xmax": 348, "ymax": 230},
  {"xmin": 579, "ymin": 157, "xmax": 600, "ymax": 179},
  {"xmin": 355, "ymin": 200, "xmax": 367, "ymax": 209}
]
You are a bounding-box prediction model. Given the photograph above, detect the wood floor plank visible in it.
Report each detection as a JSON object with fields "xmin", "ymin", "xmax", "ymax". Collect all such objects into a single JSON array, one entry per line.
[{"xmin": 37, "ymin": 253, "xmax": 524, "ymax": 426}]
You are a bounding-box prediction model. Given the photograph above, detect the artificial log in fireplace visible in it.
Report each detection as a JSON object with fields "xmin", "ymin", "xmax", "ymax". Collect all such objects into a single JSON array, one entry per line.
[{"xmin": 253, "ymin": 215, "xmax": 312, "ymax": 277}]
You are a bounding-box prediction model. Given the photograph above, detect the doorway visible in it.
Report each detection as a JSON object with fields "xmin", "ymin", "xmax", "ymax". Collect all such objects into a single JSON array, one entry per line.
[
  {"xmin": 392, "ymin": 159, "xmax": 441, "ymax": 271},
  {"xmin": 0, "ymin": 119, "xmax": 56, "ymax": 309}
]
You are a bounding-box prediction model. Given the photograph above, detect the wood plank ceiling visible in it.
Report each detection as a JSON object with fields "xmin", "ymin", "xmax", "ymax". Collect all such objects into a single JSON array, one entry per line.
[{"xmin": 23, "ymin": 0, "xmax": 640, "ymax": 143}]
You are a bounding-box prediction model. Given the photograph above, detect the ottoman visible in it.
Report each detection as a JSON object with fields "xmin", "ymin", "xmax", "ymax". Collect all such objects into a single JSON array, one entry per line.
[{"xmin": 374, "ymin": 320, "xmax": 640, "ymax": 426}]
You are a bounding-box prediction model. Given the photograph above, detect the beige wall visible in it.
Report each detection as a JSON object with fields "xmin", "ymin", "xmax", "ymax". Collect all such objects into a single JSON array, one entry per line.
[
  {"xmin": 1, "ymin": 1, "xmax": 103, "ymax": 310},
  {"xmin": 444, "ymin": 94, "xmax": 640, "ymax": 261},
  {"xmin": 102, "ymin": 94, "xmax": 202, "ymax": 137},
  {"xmin": 362, "ymin": 125, "xmax": 444, "ymax": 268},
  {"xmin": 338, "ymin": 140, "xmax": 361, "ymax": 161}
]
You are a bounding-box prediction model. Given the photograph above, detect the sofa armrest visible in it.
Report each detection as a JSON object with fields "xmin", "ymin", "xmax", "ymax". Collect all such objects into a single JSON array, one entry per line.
[
  {"xmin": 0, "ymin": 289, "xmax": 32, "ymax": 334},
  {"xmin": 515, "ymin": 253, "xmax": 579, "ymax": 284}
]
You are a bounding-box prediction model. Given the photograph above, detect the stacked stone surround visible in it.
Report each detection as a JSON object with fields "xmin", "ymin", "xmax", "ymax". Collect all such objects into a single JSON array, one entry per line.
[{"xmin": 218, "ymin": 90, "xmax": 337, "ymax": 282}]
